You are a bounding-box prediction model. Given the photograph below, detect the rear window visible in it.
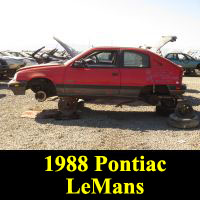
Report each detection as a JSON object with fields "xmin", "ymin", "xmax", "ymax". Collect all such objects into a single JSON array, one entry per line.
[{"xmin": 123, "ymin": 51, "xmax": 149, "ymax": 67}]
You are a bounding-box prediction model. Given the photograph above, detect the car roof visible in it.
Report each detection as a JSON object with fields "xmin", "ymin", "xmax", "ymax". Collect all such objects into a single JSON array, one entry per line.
[
  {"xmin": 167, "ymin": 52, "xmax": 187, "ymax": 55},
  {"xmin": 90, "ymin": 46, "xmax": 150, "ymax": 53}
]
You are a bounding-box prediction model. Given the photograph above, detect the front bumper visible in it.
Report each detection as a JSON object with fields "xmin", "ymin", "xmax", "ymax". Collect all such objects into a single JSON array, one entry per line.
[
  {"xmin": 8, "ymin": 79, "xmax": 27, "ymax": 95},
  {"xmin": 168, "ymin": 84, "xmax": 187, "ymax": 95}
]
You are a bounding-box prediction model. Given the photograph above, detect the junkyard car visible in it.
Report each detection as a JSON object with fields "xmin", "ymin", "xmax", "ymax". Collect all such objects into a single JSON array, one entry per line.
[
  {"xmin": 165, "ymin": 53, "xmax": 200, "ymax": 74},
  {"xmin": 2, "ymin": 51, "xmax": 37, "ymax": 66},
  {"xmin": 28, "ymin": 37, "xmax": 79, "ymax": 64},
  {"xmin": 0, "ymin": 52, "xmax": 26, "ymax": 77},
  {"xmin": 142, "ymin": 36, "xmax": 177, "ymax": 56},
  {"xmin": 9, "ymin": 47, "xmax": 186, "ymax": 114},
  {"xmin": 0, "ymin": 58, "xmax": 9, "ymax": 78}
]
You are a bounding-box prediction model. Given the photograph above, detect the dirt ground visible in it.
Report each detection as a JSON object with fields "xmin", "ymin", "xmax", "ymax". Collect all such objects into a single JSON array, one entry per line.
[{"xmin": 0, "ymin": 76, "xmax": 200, "ymax": 150}]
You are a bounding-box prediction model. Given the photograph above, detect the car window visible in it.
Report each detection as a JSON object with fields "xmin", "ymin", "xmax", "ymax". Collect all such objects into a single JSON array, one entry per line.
[
  {"xmin": 123, "ymin": 51, "xmax": 149, "ymax": 67},
  {"xmin": 166, "ymin": 54, "xmax": 174, "ymax": 59},
  {"xmin": 83, "ymin": 50, "xmax": 118, "ymax": 67},
  {"xmin": 97, "ymin": 52, "xmax": 113, "ymax": 62},
  {"xmin": 185, "ymin": 54, "xmax": 195, "ymax": 61},
  {"xmin": 178, "ymin": 54, "xmax": 187, "ymax": 60}
]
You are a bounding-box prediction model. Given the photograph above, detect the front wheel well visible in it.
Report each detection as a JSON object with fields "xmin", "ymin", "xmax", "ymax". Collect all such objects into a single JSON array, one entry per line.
[{"xmin": 27, "ymin": 78, "xmax": 57, "ymax": 96}]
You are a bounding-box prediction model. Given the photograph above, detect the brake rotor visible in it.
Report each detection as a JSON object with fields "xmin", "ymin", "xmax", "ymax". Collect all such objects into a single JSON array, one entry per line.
[
  {"xmin": 58, "ymin": 97, "xmax": 78, "ymax": 116},
  {"xmin": 175, "ymin": 101, "xmax": 194, "ymax": 119}
]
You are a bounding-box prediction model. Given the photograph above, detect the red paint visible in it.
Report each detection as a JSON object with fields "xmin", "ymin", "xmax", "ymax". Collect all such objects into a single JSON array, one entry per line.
[{"xmin": 16, "ymin": 47, "xmax": 183, "ymax": 88}]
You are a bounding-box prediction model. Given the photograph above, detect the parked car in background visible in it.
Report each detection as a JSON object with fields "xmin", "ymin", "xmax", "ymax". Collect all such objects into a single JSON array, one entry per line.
[
  {"xmin": 140, "ymin": 36, "xmax": 177, "ymax": 56},
  {"xmin": 165, "ymin": 53, "xmax": 200, "ymax": 74},
  {"xmin": 0, "ymin": 58, "xmax": 9, "ymax": 78},
  {"xmin": 0, "ymin": 52, "xmax": 26, "ymax": 77},
  {"xmin": 3, "ymin": 51, "xmax": 37, "ymax": 66}
]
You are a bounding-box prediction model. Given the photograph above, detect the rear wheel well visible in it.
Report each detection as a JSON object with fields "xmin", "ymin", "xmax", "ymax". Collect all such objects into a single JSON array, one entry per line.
[
  {"xmin": 139, "ymin": 85, "xmax": 170, "ymax": 96},
  {"xmin": 139, "ymin": 86, "xmax": 153, "ymax": 97},
  {"xmin": 27, "ymin": 78, "xmax": 57, "ymax": 97}
]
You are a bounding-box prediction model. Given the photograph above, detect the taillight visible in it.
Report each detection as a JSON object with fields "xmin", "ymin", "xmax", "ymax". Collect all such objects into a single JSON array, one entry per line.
[{"xmin": 179, "ymin": 70, "xmax": 183, "ymax": 84}]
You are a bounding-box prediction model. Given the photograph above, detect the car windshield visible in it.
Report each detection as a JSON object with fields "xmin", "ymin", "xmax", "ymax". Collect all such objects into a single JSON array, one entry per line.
[{"xmin": 64, "ymin": 48, "xmax": 89, "ymax": 66}]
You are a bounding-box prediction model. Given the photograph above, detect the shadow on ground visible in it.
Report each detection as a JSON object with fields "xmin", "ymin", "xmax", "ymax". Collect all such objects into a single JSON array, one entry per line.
[
  {"xmin": 184, "ymin": 73, "xmax": 200, "ymax": 77},
  {"xmin": 186, "ymin": 89, "xmax": 200, "ymax": 94},
  {"xmin": 185, "ymin": 95, "xmax": 200, "ymax": 106},
  {"xmin": 35, "ymin": 107, "xmax": 200, "ymax": 131}
]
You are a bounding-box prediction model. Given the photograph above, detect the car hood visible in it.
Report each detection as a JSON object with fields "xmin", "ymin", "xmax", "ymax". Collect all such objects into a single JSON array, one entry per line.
[
  {"xmin": 53, "ymin": 36, "xmax": 80, "ymax": 58},
  {"xmin": 17, "ymin": 62, "xmax": 64, "ymax": 72}
]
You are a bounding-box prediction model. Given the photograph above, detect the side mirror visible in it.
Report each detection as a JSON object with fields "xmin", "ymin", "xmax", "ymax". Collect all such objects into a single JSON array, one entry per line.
[{"xmin": 72, "ymin": 60, "xmax": 86, "ymax": 68}]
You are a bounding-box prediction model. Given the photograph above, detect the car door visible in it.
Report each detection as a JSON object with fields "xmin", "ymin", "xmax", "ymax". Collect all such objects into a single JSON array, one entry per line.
[
  {"xmin": 119, "ymin": 50, "xmax": 153, "ymax": 97},
  {"xmin": 63, "ymin": 50, "xmax": 121, "ymax": 96}
]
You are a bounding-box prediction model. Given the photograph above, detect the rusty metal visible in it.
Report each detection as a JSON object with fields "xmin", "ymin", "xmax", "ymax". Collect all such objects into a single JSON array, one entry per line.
[
  {"xmin": 175, "ymin": 101, "xmax": 194, "ymax": 119},
  {"xmin": 58, "ymin": 97, "xmax": 79, "ymax": 117}
]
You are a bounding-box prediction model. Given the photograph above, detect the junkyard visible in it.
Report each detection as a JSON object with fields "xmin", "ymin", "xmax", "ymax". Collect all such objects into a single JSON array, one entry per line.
[
  {"xmin": 0, "ymin": 74, "xmax": 200, "ymax": 150},
  {"xmin": 1, "ymin": 2, "xmax": 200, "ymax": 200},
  {"xmin": 1, "ymin": 0, "xmax": 200, "ymax": 150},
  {"xmin": 0, "ymin": 36, "xmax": 200, "ymax": 150}
]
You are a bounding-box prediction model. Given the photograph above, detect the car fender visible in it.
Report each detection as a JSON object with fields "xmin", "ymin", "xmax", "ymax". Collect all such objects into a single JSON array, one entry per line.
[{"xmin": 18, "ymin": 70, "xmax": 54, "ymax": 84}]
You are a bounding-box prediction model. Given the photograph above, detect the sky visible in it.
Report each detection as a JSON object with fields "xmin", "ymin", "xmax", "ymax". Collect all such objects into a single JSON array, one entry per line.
[{"xmin": 0, "ymin": 0, "xmax": 200, "ymax": 53}]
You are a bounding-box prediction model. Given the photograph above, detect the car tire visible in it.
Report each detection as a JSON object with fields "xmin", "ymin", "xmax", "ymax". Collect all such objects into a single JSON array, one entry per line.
[{"xmin": 168, "ymin": 113, "xmax": 199, "ymax": 129}]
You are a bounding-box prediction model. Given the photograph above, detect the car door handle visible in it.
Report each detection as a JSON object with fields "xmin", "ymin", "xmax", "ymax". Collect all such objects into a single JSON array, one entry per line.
[{"xmin": 112, "ymin": 72, "xmax": 119, "ymax": 76}]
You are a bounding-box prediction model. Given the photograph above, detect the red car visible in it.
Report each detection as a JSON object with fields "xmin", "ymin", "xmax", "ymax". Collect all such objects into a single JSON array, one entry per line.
[{"xmin": 9, "ymin": 47, "xmax": 186, "ymax": 114}]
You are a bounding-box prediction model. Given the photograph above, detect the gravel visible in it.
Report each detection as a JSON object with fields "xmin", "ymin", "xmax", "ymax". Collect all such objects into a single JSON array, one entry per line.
[{"xmin": 0, "ymin": 76, "xmax": 200, "ymax": 150}]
